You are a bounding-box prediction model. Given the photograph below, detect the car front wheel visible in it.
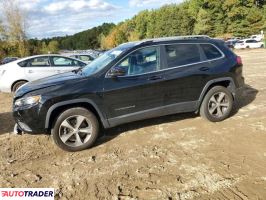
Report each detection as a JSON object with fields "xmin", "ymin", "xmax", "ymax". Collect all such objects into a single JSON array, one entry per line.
[
  {"xmin": 200, "ymin": 86, "xmax": 233, "ymax": 122},
  {"xmin": 52, "ymin": 107, "xmax": 99, "ymax": 152}
]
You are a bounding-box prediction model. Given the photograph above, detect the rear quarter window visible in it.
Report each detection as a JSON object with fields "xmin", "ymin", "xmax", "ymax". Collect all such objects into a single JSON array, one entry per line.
[{"xmin": 200, "ymin": 44, "xmax": 223, "ymax": 60}]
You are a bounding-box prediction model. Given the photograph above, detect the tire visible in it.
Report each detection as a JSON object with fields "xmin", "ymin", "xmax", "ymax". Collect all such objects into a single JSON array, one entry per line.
[
  {"xmin": 52, "ymin": 107, "xmax": 99, "ymax": 152},
  {"xmin": 246, "ymin": 46, "xmax": 250, "ymax": 49},
  {"xmin": 200, "ymin": 86, "xmax": 233, "ymax": 122},
  {"xmin": 261, "ymin": 44, "xmax": 264, "ymax": 48},
  {"xmin": 12, "ymin": 81, "xmax": 27, "ymax": 92}
]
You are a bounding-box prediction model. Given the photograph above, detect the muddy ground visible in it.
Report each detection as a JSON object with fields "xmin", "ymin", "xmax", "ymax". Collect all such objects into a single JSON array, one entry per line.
[{"xmin": 0, "ymin": 49, "xmax": 266, "ymax": 200}]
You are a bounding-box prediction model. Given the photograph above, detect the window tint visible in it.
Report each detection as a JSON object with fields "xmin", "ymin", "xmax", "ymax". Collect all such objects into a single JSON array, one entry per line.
[
  {"xmin": 246, "ymin": 40, "xmax": 257, "ymax": 43},
  {"xmin": 116, "ymin": 47, "xmax": 160, "ymax": 76},
  {"xmin": 52, "ymin": 57, "xmax": 80, "ymax": 67},
  {"xmin": 201, "ymin": 44, "xmax": 223, "ymax": 60},
  {"xmin": 18, "ymin": 57, "xmax": 50, "ymax": 67},
  {"xmin": 165, "ymin": 44, "xmax": 201, "ymax": 68}
]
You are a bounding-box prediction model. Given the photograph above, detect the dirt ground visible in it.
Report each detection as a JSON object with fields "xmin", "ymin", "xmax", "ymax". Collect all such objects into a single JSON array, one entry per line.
[{"xmin": 0, "ymin": 49, "xmax": 266, "ymax": 200}]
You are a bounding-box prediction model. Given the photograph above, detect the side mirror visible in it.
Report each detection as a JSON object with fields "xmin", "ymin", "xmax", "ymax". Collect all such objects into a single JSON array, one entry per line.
[{"xmin": 108, "ymin": 66, "xmax": 126, "ymax": 77}]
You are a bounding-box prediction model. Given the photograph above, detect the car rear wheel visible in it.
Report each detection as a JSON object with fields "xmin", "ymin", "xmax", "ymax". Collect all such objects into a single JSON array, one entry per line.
[
  {"xmin": 200, "ymin": 86, "xmax": 233, "ymax": 122},
  {"xmin": 52, "ymin": 107, "xmax": 99, "ymax": 152},
  {"xmin": 12, "ymin": 81, "xmax": 27, "ymax": 92}
]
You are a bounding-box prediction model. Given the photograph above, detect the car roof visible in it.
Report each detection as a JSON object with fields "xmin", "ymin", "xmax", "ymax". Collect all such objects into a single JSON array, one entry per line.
[{"xmin": 14, "ymin": 54, "xmax": 87, "ymax": 64}]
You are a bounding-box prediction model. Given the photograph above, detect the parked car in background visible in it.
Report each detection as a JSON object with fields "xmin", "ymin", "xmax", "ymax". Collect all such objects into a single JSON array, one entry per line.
[
  {"xmin": 0, "ymin": 55, "xmax": 87, "ymax": 92},
  {"xmin": 69, "ymin": 54, "xmax": 95, "ymax": 64},
  {"xmin": 250, "ymin": 34, "xmax": 264, "ymax": 42},
  {"xmin": 225, "ymin": 39, "xmax": 239, "ymax": 49},
  {"xmin": 234, "ymin": 39, "xmax": 264, "ymax": 49},
  {"xmin": 13, "ymin": 36, "xmax": 245, "ymax": 151},
  {"xmin": 0, "ymin": 57, "xmax": 19, "ymax": 65}
]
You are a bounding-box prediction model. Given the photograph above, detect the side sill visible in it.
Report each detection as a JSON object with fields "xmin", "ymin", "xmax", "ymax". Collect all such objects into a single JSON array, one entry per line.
[{"xmin": 108, "ymin": 101, "xmax": 198, "ymax": 128}]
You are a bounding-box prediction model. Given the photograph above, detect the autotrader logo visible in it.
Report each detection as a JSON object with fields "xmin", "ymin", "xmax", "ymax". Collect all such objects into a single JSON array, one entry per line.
[{"xmin": 0, "ymin": 188, "xmax": 54, "ymax": 200}]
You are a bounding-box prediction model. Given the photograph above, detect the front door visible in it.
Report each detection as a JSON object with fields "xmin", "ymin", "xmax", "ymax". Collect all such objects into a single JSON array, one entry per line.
[
  {"xmin": 103, "ymin": 46, "xmax": 165, "ymax": 126},
  {"xmin": 50, "ymin": 56, "xmax": 86, "ymax": 74}
]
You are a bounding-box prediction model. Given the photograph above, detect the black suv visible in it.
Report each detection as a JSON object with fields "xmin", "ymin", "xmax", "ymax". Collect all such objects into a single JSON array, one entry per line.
[{"xmin": 13, "ymin": 36, "xmax": 244, "ymax": 151}]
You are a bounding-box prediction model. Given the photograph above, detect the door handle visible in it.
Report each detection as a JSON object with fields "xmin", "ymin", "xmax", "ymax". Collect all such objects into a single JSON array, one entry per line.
[
  {"xmin": 199, "ymin": 67, "xmax": 210, "ymax": 71},
  {"xmin": 28, "ymin": 70, "xmax": 33, "ymax": 73},
  {"xmin": 57, "ymin": 70, "xmax": 61, "ymax": 73},
  {"xmin": 149, "ymin": 75, "xmax": 163, "ymax": 81}
]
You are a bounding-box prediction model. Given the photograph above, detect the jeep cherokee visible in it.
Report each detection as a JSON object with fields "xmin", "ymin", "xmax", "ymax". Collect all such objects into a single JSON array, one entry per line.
[{"xmin": 13, "ymin": 36, "xmax": 245, "ymax": 152}]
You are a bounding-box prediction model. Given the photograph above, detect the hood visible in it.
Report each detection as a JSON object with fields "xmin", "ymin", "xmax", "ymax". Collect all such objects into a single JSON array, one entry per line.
[{"xmin": 15, "ymin": 72, "xmax": 84, "ymax": 98}]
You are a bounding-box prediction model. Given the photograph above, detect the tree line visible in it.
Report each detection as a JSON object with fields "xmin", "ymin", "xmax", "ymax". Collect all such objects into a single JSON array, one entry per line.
[
  {"xmin": 101, "ymin": 0, "xmax": 266, "ymax": 48},
  {"xmin": 1, "ymin": 0, "xmax": 266, "ymax": 59}
]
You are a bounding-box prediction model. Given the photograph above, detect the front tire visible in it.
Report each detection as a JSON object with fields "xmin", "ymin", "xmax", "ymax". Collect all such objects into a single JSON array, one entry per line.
[
  {"xmin": 52, "ymin": 108, "xmax": 99, "ymax": 152},
  {"xmin": 200, "ymin": 86, "xmax": 233, "ymax": 122}
]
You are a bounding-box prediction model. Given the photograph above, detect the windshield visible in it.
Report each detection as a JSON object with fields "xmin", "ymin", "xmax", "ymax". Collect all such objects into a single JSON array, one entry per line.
[{"xmin": 82, "ymin": 46, "xmax": 131, "ymax": 75}]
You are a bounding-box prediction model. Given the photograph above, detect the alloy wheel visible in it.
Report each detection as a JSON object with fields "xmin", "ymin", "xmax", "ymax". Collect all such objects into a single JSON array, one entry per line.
[
  {"xmin": 59, "ymin": 115, "xmax": 93, "ymax": 147},
  {"xmin": 208, "ymin": 92, "xmax": 230, "ymax": 118}
]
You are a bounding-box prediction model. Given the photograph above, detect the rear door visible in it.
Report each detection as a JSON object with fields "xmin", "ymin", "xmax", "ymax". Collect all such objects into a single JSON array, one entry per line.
[
  {"xmin": 50, "ymin": 56, "xmax": 86, "ymax": 74},
  {"xmin": 23, "ymin": 56, "xmax": 56, "ymax": 81},
  {"xmin": 162, "ymin": 43, "xmax": 224, "ymax": 108}
]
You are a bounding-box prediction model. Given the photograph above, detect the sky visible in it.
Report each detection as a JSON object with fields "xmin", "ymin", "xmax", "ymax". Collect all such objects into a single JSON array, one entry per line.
[{"xmin": 11, "ymin": 0, "xmax": 183, "ymax": 39}]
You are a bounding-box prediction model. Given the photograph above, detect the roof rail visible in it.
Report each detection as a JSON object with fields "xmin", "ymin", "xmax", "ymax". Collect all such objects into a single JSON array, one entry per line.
[
  {"xmin": 152, "ymin": 35, "xmax": 211, "ymax": 42},
  {"xmin": 121, "ymin": 35, "xmax": 211, "ymax": 46}
]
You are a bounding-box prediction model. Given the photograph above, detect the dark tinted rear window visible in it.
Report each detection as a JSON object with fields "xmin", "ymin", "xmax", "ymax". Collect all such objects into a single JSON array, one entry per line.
[
  {"xmin": 201, "ymin": 44, "xmax": 223, "ymax": 60},
  {"xmin": 165, "ymin": 44, "xmax": 201, "ymax": 68}
]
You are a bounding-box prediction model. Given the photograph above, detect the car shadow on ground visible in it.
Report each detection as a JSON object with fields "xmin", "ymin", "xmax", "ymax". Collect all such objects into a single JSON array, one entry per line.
[
  {"xmin": 95, "ymin": 112, "xmax": 197, "ymax": 147},
  {"xmin": 96, "ymin": 84, "xmax": 259, "ymax": 147},
  {"xmin": 0, "ymin": 112, "xmax": 15, "ymax": 135},
  {"xmin": 231, "ymin": 84, "xmax": 259, "ymax": 115}
]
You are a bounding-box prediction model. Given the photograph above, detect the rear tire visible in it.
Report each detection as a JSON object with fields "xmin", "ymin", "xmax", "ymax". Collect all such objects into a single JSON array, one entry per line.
[
  {"xmin": 200, "ymin": 86, "xmax": 233, "ymax": 122},
  {"xmin": 52, "ymin": 107, "xmax": 99, "ymax": 152},
  {"xmin": 12, "ymin": 81, "xmax": 27, "ymax": 92}
]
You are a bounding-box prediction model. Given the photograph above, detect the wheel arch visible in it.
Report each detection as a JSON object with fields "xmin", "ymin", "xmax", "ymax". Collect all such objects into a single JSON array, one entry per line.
[
  {"xmin": 11, "ymin": 79, "xmax": 28, "ymax": 91},
  {"xmin": 45, "ymin": 99, "xmax": 109, "ymax": 131},
  {"xmin": 198, "ymin": 77, "xmax": 236, "ymax": 109}
]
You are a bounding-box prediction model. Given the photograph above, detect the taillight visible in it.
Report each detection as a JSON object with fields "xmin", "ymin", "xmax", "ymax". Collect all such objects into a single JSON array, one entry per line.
[{"xmin": 236, "ymin": 56, "xmax": 243, "ymax": 65}]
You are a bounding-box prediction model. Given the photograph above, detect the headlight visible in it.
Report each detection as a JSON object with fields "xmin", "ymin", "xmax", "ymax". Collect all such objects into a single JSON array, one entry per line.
[{"xmin": 15, "ymin": 95, "xmax": 41, "ymax": 107}]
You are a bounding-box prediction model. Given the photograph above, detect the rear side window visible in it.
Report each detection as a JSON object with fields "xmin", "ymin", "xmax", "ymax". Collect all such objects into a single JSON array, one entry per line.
[
  {"xmin": 18, "ymin": 57, "xmax": 50, "ymax": 67},
  {"xmin": 200, "ymin": 44, "xmax": 223, "ymax": 60},
  {"xmin": 165, "ymin": 44, "xmax": 201, "ymax": 68}
]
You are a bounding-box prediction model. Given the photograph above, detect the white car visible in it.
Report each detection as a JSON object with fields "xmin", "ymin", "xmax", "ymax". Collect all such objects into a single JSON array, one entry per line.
[
  {"xmin": 0, "ymin": 55, "xmax": 87, "ymax": 93},
  {"xmin": 234, "ymin": 39, "xmax": 264, "ymax": 49},
  {"xmin": 250, "ymin": 34, "xmax": 264, "ymax": 42},
  {"xmin": 68, "ymin": 54, "xmax": 96, "ymax": 64}
]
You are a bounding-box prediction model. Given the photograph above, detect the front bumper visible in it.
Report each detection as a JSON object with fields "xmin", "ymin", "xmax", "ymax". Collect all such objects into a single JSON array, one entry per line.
[{"xmin": 13, "ymin": 104, "xmax": 48, "ymax": 134}]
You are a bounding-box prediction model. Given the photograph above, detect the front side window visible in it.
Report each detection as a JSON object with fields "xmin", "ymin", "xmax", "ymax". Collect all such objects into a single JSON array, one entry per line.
[
  {"xmin": 80, "ymin": 55, "xmax": 94, "ymax": 62},
  {"xmin": 165, "ymin": 44, "xmax": 201, "ymax": 68},
  {"xmin": 52, "ymin": 56, "xmax": 80, "ymax": 67},
  {"xmin": 200, "ymin": 44, "xmax": 223, "ymax": 60},
  {"xmin": 116, "ymin": 47, "xmax": 160, "ymax": 76}
]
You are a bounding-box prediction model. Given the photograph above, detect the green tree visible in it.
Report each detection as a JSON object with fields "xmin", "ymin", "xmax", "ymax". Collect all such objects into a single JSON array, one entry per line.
[{"xmin": 47, "ymin": 40, "xmax": 59, "ymax": 53}]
